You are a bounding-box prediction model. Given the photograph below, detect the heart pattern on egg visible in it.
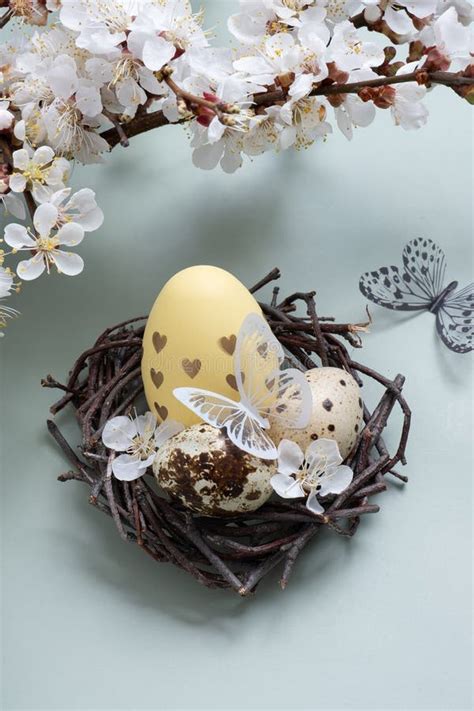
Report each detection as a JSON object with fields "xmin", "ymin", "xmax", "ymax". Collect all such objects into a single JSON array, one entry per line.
[
  {"xmin": 226, "ymin": 372, "xmax": 245, "ymax": 391},
  {"xmin": 150, "ymin": 368, "xmax": 164, "ymax": 389},
  {"xmin": 152, "ymin": 331, "xmax": 167, "ymax": 354},
  {"xmin": 182, "ymin": 358, "xmax": 201, "ymax": 379},
  {"xmin": 154, "ymin": 402, "xmax": 168, "ymax": 421},
  {"xmin": 218, "ymin": 334, "xmax": 236, "ymax": 355}
]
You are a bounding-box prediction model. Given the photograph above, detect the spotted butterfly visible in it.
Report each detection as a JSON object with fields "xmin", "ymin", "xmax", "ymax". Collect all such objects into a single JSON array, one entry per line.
[{"xmin": 359, "ymin": 238, "xmax": 473, "ymax": 354}]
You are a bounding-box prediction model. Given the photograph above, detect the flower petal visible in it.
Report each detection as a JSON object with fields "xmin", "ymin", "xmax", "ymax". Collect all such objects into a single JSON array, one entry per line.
[
  {"xmin": 271, "ymin": 472, "xmax": 305, "ymax": 499},
  {"xmin": 208, "ymin": 116, "xmax": 226, "ymax": 144},
  {"xmin": 384, "ymin": 6, "xmax": 413, "ymax": 35},
  {"xmin": 17, "ymin": 254, "xmax": 46, "ymax": 281},
  {"xmin": 277, "ymin": 438, "xmax": 304, "ymax": 476},
  {"xmin": 306, "ymin": 438, "xmax": 342, "ymax": 467},
  {"xmin": 32, "ymin": 184, "xmax": 55, "ymax": 204},
  {"xmin": 50, "ymin": 250, "xmax": 84, "ymax": 276},
  {"xmin": 57, "ymin": 222, "xmax": 84, "ymax": 246},
  {"xmin": 9, "ymin": 173, "xmax": 27, "ymax": 193},
  {"xmin": 135, "ymin": 411, "xmax": 157, "ymax": 438},
  {"xmin": 142, "ymin": 37, "xmax": 175, "ymax": 71},
  {"xmin": 4, "ymin": 223, "xmax": 35, "ymax": 248},
  {"xmin": 319, "ymin": 465, "xmax": 353, "ymax": 497},
  {"xmin": 2, "ymin": 193, "xmax": 26, "ymax": 220},
  {"xmin": 33, "ymin": 145, "xmax": 55, "ymax": 166},
  {"xmin": 102, "ymin": 416, "xmax": 137, "ymax": 450},
  {"xmin": 33, "ymin": 202, "xmax": 58, "ymax": 237},
  {"xmin": 112, "ymin": 453, "xmax": 145, "ymax": 481},
  {"xmin": 306, "ymin": 490, "xmax": 324, "ymax": 515},
  {"xmin": 12, "ymin": 149, "xmax": 29, "ymax": 170},
  {"xmin": 192, "ymin": 141, "xmax": 224, "ymax": 170},
  {"xmin": 49, "ymin": 188, "xmax": 71, "ymax": 207},
  {"xmin": 77, "ymin": 206, "xmax": 103, "ymax": 232}
]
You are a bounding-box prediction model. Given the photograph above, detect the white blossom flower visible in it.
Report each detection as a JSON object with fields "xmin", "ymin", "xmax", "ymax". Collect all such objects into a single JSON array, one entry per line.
[
  {"xmin": 271, "ymin": 438, "xmax": 353, "ymax": 515},
  {"xmin": 44, "ymin": 187, "xmax": 104, "ymax": 231},
  {"xmin": 41, "ymin": 100, "xmax": 110, "ymax": 163},
  {"xmin": 244, "ymin": 106, "xmax": 282, "ymax": 156},
  {"xmin": 102, "ymin": 412, "xmax": 184, "ymax": 481},
  {"xmin": 59, "ymin": 0, "xmax": 138, "ymax": 54},
  {"xmin": 362, "ymin": 1, "xmax": 438, "ymax": 35},
  {"xmin": 0, "ymin": 100, "xmax": 14, "ymax": 130},
  {"xmin": 335, "ymin": 93, "xmax": 376, "ymax": 140},
  {"xmin": 4, "ymin": 202, "xmax": 85, "ymax": 280},
  {"xmin": 46, "ymin": 55, "xmax": 103, "ymax": 117},
  {"xmin": 228, "ymin": 0, "xmax": 328, "ymax": 45},
  {"xmin": 228, "ymin": 2, "xmax": 279, "ymax": 46},
  {"xmin": 333, "ymin": 70, "xmax": 377, "ymax": 140},
  {"xmin": 423, "ymin": 6, "xmax": 474, "ymax": 70},
  {"xmin": 437, "ymin": 0, "xmax": 473, "ymax": 26},
  {"xmin": 296, "ymin": 6, "xmax": 330, "ymax": 45},
  {"xmin": 324, "ymin": 0, "xmax": 360, "ymax": 24},
  {"xmin": 391, "ymin": 85, "xmax": 428, "ymax": 130},
  {"xmin": 329, "ymin": 21, "xmax": 385, "ymax": 72},
  {"xmin": 13, "ymin": 106, "xmax": 48, "ymax": 148},
  {"xmin": 234, "ymin": 33, "xmax": 306, "ymax": 85},
  {"xmin": 127, "ymin": 1, "xmax": 208, "ymax": 73},
  {"xmin": 9, "ymin": 146, "xmax": 70, "ymax": 202},
  {"xmin": 85, "ymin": 54, "xmax": 163, "ymax": 117},
  {"xmin": 278, "ymin": 74, "xmax": 332, "ymax": 149},
  {"xmin": 191, "ymin": 77, "xmax": 253, "ymax": 173}
]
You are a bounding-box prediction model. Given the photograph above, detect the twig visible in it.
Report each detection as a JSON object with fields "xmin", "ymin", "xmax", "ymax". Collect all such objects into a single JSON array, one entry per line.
[
  {"xmin": 100, "ymin": 71, "xmax": 474, "ymax": 149},
  {"xmin": 0, "ymin": 8, "xmax": 12, "ymax": 29}
]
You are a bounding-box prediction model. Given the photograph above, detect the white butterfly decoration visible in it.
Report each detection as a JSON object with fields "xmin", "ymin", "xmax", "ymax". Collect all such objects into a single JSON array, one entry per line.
[{"xmin": 173, "ymin": 313, "xmax": 312, "ymax": 460}]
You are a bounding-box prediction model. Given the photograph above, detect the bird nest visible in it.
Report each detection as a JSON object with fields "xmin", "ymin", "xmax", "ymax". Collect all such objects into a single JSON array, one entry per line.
[{"xmin": 45, "ymin": 269, "xmax": 411, "ymax": 595}]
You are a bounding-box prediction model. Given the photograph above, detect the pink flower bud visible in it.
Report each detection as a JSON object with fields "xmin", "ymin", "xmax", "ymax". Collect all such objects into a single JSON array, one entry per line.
[
  {"xmin": 196, "ymin": 107, "xmax": 216, "ymax": 127},
  {"xmin": 203, "ymin": 92, "xmax": 219, "ymax": 104}
]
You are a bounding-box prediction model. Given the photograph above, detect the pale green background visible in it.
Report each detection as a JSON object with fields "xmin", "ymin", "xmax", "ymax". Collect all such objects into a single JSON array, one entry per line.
[{"xmin": 1, "ymin": 4, "xmax": 473, "ymax": 709}]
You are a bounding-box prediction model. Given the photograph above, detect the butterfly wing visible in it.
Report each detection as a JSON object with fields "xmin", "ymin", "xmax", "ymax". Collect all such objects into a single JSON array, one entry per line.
[
  {"xmin": 235, "ymin": 313, "xmax": 312, "ymax": 429},
  {"xmin": 402, "ymin": 238, "xmax": 447, "ymax": 298},
  {"xmin": 359, "ymin": 238, "xmax": 446, "ymax": 311},
  {"xmin": 436, "ymin": 283, "xmax": 474, "ymax": 353},
  {"xmin": 173, "ymin": 387, "xmax": 278, "ymax": 459}
]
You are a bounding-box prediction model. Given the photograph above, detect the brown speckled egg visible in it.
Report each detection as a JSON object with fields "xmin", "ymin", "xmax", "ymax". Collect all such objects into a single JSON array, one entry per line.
[
  {"xmin": 153, "ymin": 424, "xmax": 276, "ymax": 516},
  {"xmin": 269, "ymin": 367, "xmax": 363, "ymax": 459}
]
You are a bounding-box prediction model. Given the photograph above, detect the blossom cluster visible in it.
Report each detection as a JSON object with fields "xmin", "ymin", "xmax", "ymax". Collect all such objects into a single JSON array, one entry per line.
[
  {"xmin": 102, "ymin": 410, "xmax": 353, "ymax": 516},
  {"xmin": 0, "ymin": 0, "xmax": 472, "ymax": 334}
]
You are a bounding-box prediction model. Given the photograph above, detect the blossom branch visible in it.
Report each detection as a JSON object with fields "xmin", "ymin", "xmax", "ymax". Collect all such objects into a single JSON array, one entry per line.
[
  {"xmin": 0, "ymin": 7, "xmax": 12, "ymax": 29},
  {"xmin": 0, "ymin": 0, "xmax": 473, "ymax": 334},
  {"xmin": 101, "ymin": 70, "xmax": 474, "ymax": 149},
  {"xmin": 257, "ymin": 70, "xmax": 474, "ymax": 103}
]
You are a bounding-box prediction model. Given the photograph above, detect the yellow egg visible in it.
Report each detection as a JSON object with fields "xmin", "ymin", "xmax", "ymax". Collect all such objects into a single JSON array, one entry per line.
[
  {"xmin": 141, "ymin": 265, "xmax": 262, "ymax": 426},
  {"xmin": 269, "ymin": 367, "xmax": 364, "ymax": 459}
]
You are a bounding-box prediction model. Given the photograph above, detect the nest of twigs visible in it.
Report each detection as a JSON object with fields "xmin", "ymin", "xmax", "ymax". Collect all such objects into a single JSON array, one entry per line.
[{"xmin": 45, "ymin": 269, "xmax": 411, "ymax": 595}]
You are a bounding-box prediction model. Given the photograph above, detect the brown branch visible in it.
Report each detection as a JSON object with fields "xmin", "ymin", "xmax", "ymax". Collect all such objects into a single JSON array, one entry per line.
[
  {"xmin": 100, "ymin": 70, "xmax": 474, "ymax": 149},
  {"xmin": 0, "ymin": 7, "xmax": 12, "ymax": 28}
]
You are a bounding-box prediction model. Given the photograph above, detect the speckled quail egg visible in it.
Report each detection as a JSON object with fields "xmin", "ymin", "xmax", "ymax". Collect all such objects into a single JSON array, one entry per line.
[
  {"xmin": 270, "ymin": 367, "xmax": 363, "ymax": 459},
  {"xmin": 153, "ymin": 424, "xmax": 276, "ymax": 516}
]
